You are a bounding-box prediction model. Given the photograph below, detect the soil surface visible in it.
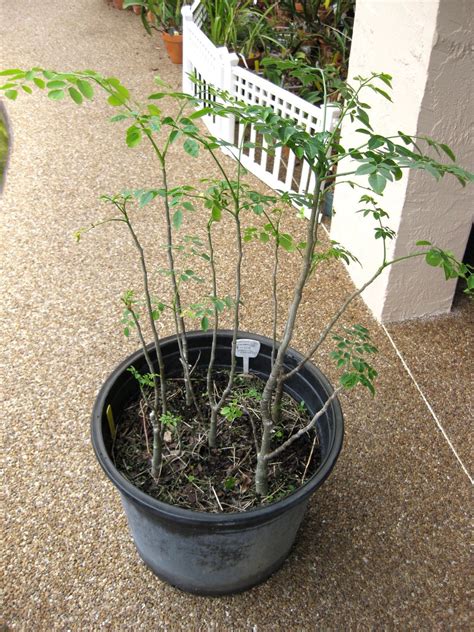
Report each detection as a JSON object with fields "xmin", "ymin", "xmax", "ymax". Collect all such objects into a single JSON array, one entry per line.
[{"xmin": 113, "ymin": 370, "xmax": 320, "ymax": 512}]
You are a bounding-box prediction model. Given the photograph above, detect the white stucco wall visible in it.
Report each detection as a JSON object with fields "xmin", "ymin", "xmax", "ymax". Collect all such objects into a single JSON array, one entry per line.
[{"xmin": 330, "ymin": 0, "xmax": 473, "ymax": 322}]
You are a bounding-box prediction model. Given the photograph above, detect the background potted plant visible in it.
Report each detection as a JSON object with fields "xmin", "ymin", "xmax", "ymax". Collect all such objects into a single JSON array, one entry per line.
[
  {"xmin": 200, "ymin": 0, "xmax": 282, "ymax": 69},
  {"xmin": 1, "ymin": 63, "xmax": 472, "ymax": 595},
  {"xmin": 124, "ymin": 0, "xmax": 186, "ymax": 64}
]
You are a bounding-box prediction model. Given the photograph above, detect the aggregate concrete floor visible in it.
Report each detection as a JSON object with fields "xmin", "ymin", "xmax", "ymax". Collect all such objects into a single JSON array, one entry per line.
[{"xmin": 1, "ymin": 1, "xmax": 472, "ymax": 630}]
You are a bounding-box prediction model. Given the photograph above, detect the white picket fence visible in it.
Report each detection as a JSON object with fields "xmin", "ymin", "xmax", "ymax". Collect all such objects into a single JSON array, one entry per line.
[{"xmin": 182, "ymin": 1, "xmax": 338, "ymax": 212}]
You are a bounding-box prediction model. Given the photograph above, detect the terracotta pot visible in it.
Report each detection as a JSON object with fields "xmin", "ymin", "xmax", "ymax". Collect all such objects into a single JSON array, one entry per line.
[
  {"xmin": 162, "ymin": 32, "xmax": 183, "ymax": 65},
  {"xmin": 133, "ymin": 5, "xmax": 142, "ymax": 14},
  {"xmin": 112, "ymin": 0, "xmax": 124, "ymax": 9}
]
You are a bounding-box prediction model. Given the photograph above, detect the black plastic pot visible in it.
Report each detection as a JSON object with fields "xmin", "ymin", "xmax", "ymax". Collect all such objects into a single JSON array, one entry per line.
[{"xmin": 91, "ymin": 331, "xmax": 344, "ymax": 595}]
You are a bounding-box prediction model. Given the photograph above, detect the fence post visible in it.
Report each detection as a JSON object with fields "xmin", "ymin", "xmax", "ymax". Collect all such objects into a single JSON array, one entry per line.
[
  {"xmin": 217, "ymin": 47, "xmax": 239, "ymax": 146},
  {"xmin": 181, "ymin": 5, "xmax": 194, "ymax": 96}
]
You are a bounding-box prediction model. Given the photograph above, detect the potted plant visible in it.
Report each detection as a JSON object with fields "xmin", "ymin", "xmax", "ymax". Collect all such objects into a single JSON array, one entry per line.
[
  {"xmin": 262, "ymin": 0, "xmax": 355, "ymax": 104},
  {"xmin": 124, "ymin": 0, "xmax": 186, "ymax": 64},
  {"xmin": 1, "ymin": 64, "xmax": 472, "ymax": 595},
  {"xmin": 200, "ymin": 0, "xmax": 282, "ymax": 69}
]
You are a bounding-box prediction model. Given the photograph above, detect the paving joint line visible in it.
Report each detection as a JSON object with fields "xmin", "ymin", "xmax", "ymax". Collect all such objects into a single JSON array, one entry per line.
[{"xmin": 381, "ymin": 323, "xmax": 472, "ymax": 484}]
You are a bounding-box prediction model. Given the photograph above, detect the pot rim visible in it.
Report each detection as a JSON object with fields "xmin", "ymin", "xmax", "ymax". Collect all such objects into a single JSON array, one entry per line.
[
  {"xmin": 91, "ymin": 330, "xmax": 344, "ymax": 528},
  {"xmin": 161, "ymin": 31, "xmax": 183, "ymax": 42}
]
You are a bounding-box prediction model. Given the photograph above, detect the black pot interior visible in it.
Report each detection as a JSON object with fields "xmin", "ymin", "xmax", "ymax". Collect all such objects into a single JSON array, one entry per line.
[{"xmin": 102, "ymin": 331, "xmax": 340, "ymax": 471}]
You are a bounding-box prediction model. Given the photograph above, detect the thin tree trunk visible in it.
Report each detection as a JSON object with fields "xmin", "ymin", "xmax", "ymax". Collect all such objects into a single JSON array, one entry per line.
[
  {"xmin": 271, "ymin": 372, "xmax": 284, "ymax": 427},
  {"xmin": 160, "ymin": 163, "xmax": 195, "ymax": 408},
  {"xmin": 204, "ymin": 139, "xmax": 246, "ymax": 447},
  {"xmin": 206, "ymin": 221, "xmax": 220, "ymax": 447},
  {"xmin": 271, "ymin": 224, "xmax": 280, "ymax": 369},
  {"xmin": 209, "ymin": 210, "xmax": 244, "ymax": 443},
  {"xmin": 150, "ymin": 410, "xmax": 163, "ymax": 477},
  {"xmin": 120, "ymin": 206, "xmax": 167, "ymax": 478},
  {"xmin": 256, "ymin": 180, "xmax": 322, "ymax": 496},
  {"xmin": 122, "ymin": 207, "xmax": 167, "ymax": 416}
]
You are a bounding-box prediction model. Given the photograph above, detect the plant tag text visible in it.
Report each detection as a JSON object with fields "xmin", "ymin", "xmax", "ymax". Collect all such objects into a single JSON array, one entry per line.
[{"xmin": 236, "ymin": 339, "xmax": 261, "ymax": 374}]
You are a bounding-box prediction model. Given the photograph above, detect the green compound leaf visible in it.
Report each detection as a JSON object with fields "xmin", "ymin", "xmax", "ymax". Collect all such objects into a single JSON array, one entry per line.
[
  {"xmin": 368, "ymin": 172, "xmax": 386, "ymax": 195},
  {"xmin": 138, "ymin": 189, "xmax": 158, "ymax": 207},
  {"xmin": 425, "ymin": 249, "xmax": 442, "ymax": 267},
  {"xmin": 47, "ymin": 89, "xmax": 65, "ymax": 100},
  {"xmin": 355, "ymin": 162, "xmax": 377, "ymax": 176},
  {"xmin": 0, "ymin": 69, "xmax": 24, "ymax": 76},
  {"xmin": 439, "ymin": 143, "xmax": 455, "ymax": 162},
  {"xmin": 126, "ymin": 126, "xmax": 142, "ymax": 148},
  {"xmin": 77, "ymin": 79, "xmax": 94, "ymax": 99},
  {"xmin": 340, "ymin": 372, "xmax": 360, "ymax": 389},
  {"xmin": 278, "ymin": 233, "xmax": 294, "ymax": 252},
  {"xmin": 172, "ymin": 209, "xmax": 183, "ymax": 230},
  {"xmin": 46, "ymin": 80, "xmax": 66, "ymax": 89},
  {"xmin": 68, "ymin": 86, "xmax": 83, "ymax": 105},
  {"xmin": 33, "ymin": 77, "xmax": 45, "ymax": 89},
  {"xmin": 211, "ymin": 206, "xmax": 222, "ymax": 222},
  {"xmin": 110, "ymin": 113, "xmax": 129, "ymax": 122},
  {"xmin": 169, "ymin": 129, "xmax": 180, "ymax": 144},
  {"xmin": 107, "ymin": 94, "xmax": 125, "ymax": 107},
  {"xmin": 183, "ymin": 138, "xmax": 199, "ymax": 158}
]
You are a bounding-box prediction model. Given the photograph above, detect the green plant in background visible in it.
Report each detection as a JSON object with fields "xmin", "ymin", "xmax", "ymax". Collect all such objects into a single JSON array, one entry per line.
[
  {"xmin": 124, "ymin": 0, "xmax": 354, "ymax": 100},
  {"xmin": 236, "ymin": 4, "xmax": 283, "ymax": 61},
  {"xmin": 1, "ymin": 64, "xmax": 472, "ymax": 500},
  {"xmin": 202, "ymin": 0, "xmax": 247, "ymax": 47},
  {"xmin": 263, "ymin": 0, "xmax": 355, "ymax": 103},
  {"xmin": 201, "ymin": 0, "xmax": 282, "ymax": 61},
  {"xmin": 124, "ymin": 0, "xmax": 185, "ymax": 33}
]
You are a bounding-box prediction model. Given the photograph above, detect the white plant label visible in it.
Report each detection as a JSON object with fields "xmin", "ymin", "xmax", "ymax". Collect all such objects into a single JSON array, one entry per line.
[{"xmin": 235, "ymin": 339, "xmax": 261, "ymax": 374}]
